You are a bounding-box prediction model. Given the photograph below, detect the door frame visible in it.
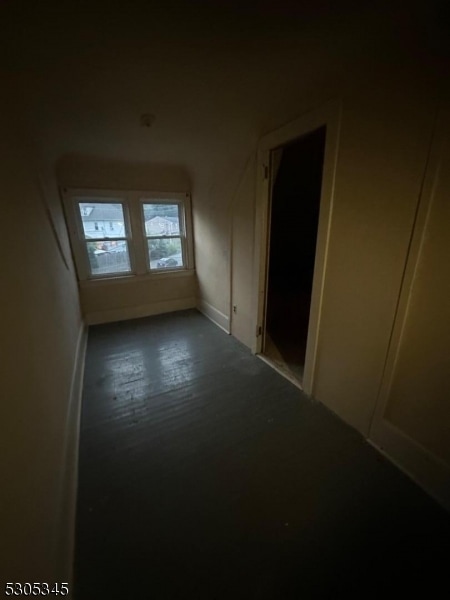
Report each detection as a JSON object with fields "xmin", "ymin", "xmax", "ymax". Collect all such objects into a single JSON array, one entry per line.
[{"xmin": 251, "ymin": 99, "xmax": 342, "ymax": 396}]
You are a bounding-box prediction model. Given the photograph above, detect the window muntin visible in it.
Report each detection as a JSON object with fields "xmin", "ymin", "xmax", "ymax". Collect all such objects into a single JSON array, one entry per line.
[
  {"xmin": 142, "ymin": 202, "xmax": 185, "ymax": 271},
  {"xmin": 76, "ymin": 200, "xmax": 132, "ymax": 277}
]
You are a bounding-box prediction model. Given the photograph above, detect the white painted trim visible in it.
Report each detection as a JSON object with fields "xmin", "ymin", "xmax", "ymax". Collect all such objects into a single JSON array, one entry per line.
[
  {"xmin": 252, "ymin": 98, "xmax": 342, "ymax": 397},
  {"xmin": 197, "ymin": 299, "xmax": 230, "ymax": 334},
  {"xmin": 252, "ymin": 146, "xmax": 270, "ymax": 354},
  {"xmin": 84, "ymin": 296, "xmax": 197, "ymax": 325},
  {"xmin": 368, "ymin": 423, "xmax": 450, "ymax": 513},
  {"xmin": 55, "ymin": 322, "xmax": 87, "ymax": 584}
]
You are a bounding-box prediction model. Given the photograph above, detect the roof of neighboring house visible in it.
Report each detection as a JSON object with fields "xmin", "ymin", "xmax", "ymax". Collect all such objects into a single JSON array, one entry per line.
[
  {"xmin": 144, "ymin": 215, "xmax": 179, "ymax": 224},
  {"xmin": 80, "ymin": 204, "xmax": 124, "ymax": 222},
  {"xmin": 80, "ymin": 206, "xmax": 179, "ymax": 224}
]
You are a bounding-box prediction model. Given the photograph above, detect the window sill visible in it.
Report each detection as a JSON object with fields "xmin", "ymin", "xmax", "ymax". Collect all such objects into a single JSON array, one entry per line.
[{"xmin": 78, "ymin": 268, "xmax": 196, "ymax": 288}]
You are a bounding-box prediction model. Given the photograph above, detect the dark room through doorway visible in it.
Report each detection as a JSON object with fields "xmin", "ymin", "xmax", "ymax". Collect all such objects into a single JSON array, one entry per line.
[{"xmin": 263, "ymin": 126, "xmax": 326, "ymax": 383}]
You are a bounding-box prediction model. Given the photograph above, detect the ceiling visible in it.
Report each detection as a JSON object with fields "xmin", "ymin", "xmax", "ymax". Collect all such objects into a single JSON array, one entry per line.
[{"xmin": 1, "ymin": 1, "xmax": 447, "ymax": 191}]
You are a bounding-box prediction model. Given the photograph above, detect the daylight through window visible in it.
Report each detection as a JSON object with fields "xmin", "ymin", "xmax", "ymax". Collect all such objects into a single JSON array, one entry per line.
[
  {"xmin": 78, "ymin": 201, "xmax": 131, "ymax": 276},
  {"xmin": 62, "ymin": 189, "xmax": 193, "ymax": 281},
  {"xmin": 143, "ymin": 203, "xmax": 184, "ymax": 271}
]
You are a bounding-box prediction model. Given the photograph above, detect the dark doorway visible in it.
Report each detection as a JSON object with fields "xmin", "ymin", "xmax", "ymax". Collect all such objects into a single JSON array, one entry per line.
[{"xmin": 264, "ymin": 126, "xmax": 326, "ymax": 382}]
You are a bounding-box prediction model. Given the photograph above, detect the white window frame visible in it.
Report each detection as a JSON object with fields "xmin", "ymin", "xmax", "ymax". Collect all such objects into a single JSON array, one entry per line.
[
  {"xmin": 61, "ymin": 187, "xmax": 195, "ymax": 282},
  {"xmin": 140, "ymin": 194, "xmax": 188, "ymax": 273}
]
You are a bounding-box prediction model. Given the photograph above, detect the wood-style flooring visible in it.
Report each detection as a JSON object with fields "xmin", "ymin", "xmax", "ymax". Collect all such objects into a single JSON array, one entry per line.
[{"xmin": 75, "ymin": 309, "xmax": 450, "ymax": 599}]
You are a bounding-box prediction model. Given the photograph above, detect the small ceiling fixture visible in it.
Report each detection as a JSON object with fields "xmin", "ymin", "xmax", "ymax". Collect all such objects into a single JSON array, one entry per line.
[{"xmin": 140, "ymin": 113, "xmax": 155, "ymax": 128}]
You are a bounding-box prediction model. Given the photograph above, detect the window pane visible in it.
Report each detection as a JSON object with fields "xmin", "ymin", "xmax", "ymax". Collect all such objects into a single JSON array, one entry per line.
[
  {"xmin": 86, "ymin": 241, "xmax": 131, "ymax": 275},
  {"xmin": 78, "ymin": 201, "xmax": 127, "ymax": 239},
  {"xmin": 143, "ymin": 203, "xmax": 180, "ymax": 237},
  {"xmin": 148, "ymin": 238, "xmax": 183, "ymax": 270}
]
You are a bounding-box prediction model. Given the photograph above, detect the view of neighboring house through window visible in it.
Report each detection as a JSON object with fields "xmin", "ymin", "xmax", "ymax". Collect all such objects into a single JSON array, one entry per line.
[
  {"xmin": 63, "ymin": 189, "xmax": 194, "ymax": 281},
  {"xmin": 143, "ymin": 203, "xmax": 184, "ymax": 270},
  {"xmin": 78, "ymin": 201, "xmax": 131, "ymax": 276}
]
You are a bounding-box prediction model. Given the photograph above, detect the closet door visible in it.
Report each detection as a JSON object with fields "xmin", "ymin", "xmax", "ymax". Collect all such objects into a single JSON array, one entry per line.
[{"xmin": 369, "ymin": 108, "xmax": 450, "ymax": 511}]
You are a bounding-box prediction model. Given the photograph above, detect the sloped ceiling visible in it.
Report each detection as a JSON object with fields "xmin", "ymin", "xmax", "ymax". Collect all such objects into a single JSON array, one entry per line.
[{"xmin": 2, "ymin": 0, "xmax": 446, "ymax": 184}]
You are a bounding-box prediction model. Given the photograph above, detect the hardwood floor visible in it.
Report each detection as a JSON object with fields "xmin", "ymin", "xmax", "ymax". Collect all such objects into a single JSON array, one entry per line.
[{"xmin": 75, "ymin": 310, "xmax": 450, "ymax": 599}]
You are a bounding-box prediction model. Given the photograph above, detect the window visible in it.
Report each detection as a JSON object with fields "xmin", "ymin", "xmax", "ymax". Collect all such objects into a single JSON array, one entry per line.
[
  {"xmin": 143, "ymin": 202, "xmax": 184, "ymax": 271},
  {"xmin": 62, "ymin": 189, "xmax": 194, "ymax": 281},
  {"xmin": 77, "ymin": 201, "xmax": 132, "ymax": 276}
]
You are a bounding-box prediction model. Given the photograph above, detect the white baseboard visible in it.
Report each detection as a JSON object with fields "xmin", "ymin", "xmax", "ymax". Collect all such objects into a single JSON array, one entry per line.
[
  {"xmin": 56, "ymin": 322, "xmax": 88, "ymax": 585},
  {"xmin": 84, "ymin": 297, "xmax": 197, "ymax": 325},
  {"xmin": 369, "ymin": 419, "xmax": 450, "ymax": 513},
  {"xmin": 197, "ymin": 299, "xmax": 230, "ymax": 334}
]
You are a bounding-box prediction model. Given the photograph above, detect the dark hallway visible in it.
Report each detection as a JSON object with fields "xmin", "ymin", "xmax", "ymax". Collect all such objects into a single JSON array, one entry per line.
[{"xmin": 75, "ymin": 310, "xmax": 450, "ymax": 599}]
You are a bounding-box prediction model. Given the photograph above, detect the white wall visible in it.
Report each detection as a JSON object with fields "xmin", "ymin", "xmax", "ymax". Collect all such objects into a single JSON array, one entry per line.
[
  {"xmin": 79, "ymin": 273, "xmax": 196, "ymax": 325},
  {"xmin": 0, "ymin": 78, "xmax": 84, "ymax": 582}
]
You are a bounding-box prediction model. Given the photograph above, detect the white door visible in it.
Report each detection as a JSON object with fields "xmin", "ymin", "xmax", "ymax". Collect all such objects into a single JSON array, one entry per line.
[{"xmin": 369, "ymin": 107, "xmax": 450, "ymax": 511}]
